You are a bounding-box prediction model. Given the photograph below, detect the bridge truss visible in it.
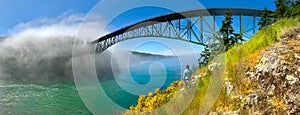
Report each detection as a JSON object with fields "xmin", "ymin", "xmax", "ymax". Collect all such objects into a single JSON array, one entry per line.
[{"xmin": 93, "ymin": 8, "xmax": 273, "ymax": 52}]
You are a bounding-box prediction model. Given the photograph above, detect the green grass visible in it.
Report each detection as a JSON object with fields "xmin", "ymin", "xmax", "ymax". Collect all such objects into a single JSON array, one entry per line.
[
  {"xmin": 226, "ymin": 18, "xmax": 299, "ymax": 81},
  {"xmin": 123, "ymin": 17, "xmax": 300, "ymax": 115},
  {"xmin": 183, "ymin": 17, "xmax": 300, "ymax": 114},
  {"xmin": 181, "ymin": 75, "xmax": 211, "ymax": 115}
]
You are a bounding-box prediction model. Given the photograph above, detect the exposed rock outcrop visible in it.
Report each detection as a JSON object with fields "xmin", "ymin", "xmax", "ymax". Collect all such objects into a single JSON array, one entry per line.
[{"xmin": 245, "ymin": 27, "xmax": 300, "ymax": 114}]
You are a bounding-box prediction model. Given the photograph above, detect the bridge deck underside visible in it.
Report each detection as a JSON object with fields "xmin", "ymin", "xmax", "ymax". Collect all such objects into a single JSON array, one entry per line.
[{"xmin": 94, "ymin": 8, "xmax": 273, "ymax": 52}]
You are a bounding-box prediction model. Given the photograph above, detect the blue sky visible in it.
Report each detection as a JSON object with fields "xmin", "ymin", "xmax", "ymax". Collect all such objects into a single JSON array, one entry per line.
[
  {"xmin": 0, "ymin": 0, "xmax": 276, "ymax": 36},
  {"xmin": 0, "ymin": 0, "xmax": 276, "ymax": 60},
  {"xmin": 0, "ymin": 0, "xmax": 99, "ymax": 36}
]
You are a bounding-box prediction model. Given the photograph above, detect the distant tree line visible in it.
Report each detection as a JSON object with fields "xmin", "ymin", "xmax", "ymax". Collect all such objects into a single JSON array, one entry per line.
[{"xmin": 198, "ymin": 0, "xmax": 300, "ymax": 67}]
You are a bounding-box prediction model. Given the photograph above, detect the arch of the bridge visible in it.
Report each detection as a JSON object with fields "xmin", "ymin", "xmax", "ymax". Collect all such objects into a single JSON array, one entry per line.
[{"xmin": 94, "ymin": 8, "xmax": 273, "ymax": 53}]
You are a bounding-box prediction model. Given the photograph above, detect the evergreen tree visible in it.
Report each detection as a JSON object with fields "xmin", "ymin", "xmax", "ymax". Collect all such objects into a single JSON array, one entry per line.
[
  {"xmin": 274, "ymin": 0, "xmax": 290, "ymax": 19},
  {"xmin": 198, "ymin": 45, "xmax": 211, "ymax": 67},
  {"xmin": 198, "ymin": 36, "xmax": 224, "ymax": 67},
  {"xmin": 233, "ymin": 33, "xmax": 244, "ymax": 44},
  {"xmin": 220, "ymin": 10, "xmax": 234, "ymax": 51},
  {"xmin": 291, "ymin": 0, "xmax": 300, "ymax": 16},
  {"xmin": 258, "ymin": 7, "xmax": 273, "ymax": 29},
  {"xmin": 219, "ymin": 10, "xmax": 243, "ymax": 51},
  {"xmin": 198, "ymin": 10, "xmax": 244, "ymax": 67}
]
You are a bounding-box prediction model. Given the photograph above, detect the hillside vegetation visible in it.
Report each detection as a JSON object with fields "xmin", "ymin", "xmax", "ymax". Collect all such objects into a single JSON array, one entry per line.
[
  {"xmin": 183, "ymin": 17, "xmax": 300, "ymax": 114},
  {"xmin": 123, "ymin": 17, "xmax": 300, "ymax": 114},
  {"xmin": 124, "ymin": 0, "xmax": 300, "ymax": 114},
  {"xmin": 201, "ymin": 18, "xmax": 300, "ymax": 114}
]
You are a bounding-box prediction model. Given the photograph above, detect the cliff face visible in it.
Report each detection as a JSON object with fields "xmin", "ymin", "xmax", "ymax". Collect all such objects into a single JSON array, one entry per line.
[
  {"xmin": 245, "ymin": 27, "xmax": 300, "ymax": 114},
  {"xmin": 209, "ymin": 27, "xmax": 300, "ymax": 115}
]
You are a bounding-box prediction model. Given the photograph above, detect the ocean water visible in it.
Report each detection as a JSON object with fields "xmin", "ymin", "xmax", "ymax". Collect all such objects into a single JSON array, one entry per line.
[
  {"xmin": 0, "ymin": 37, "xmax": 185, "ymax": 114},
  {"xmin": 100, "ymin": 71, "xmax": 182, "ymax": 109},
  {"xmin": 0, "ymin": 61, "xmax": 182, "ymax": 114},
  {"xmin": 95, "ymin": 51, "xmax": 183, "ymax": 109},
  {"xmin": 0, "ymin": 81, "xmax": 91, "ymax": 114}
]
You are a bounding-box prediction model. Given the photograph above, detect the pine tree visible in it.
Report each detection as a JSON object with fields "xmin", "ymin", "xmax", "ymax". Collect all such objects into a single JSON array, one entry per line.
[
  {"xmin": 220, "ymin": 10, "xmax": 234, "ymax": 51},
  {"xmin": 219, "ymin": 10, "xmax": 243, "ymax": 51},
  {"xmin": 198, "ymin": 10, "xmax": 244, "ymax": 66},
  {"xmin": 198, "ymin": 37, "xmax": 224, "ymax": 67},
  {"xmin": 274, "ymin": 0, "xmax": 290, "ymax": 19},
  {"xmin": 233, "ymin": 33, "xmax": 244, "ymax": 44},
  {"xmin": 291, "ymin": 0, "xmax": 300, "ymax": 16},
  {"xmin": 258, "ymin": 7, "xmax": 273, "ymax": 29},
  {"xmin": 198, "ymin": 45, "xmax": 211, "ymax": 67}
]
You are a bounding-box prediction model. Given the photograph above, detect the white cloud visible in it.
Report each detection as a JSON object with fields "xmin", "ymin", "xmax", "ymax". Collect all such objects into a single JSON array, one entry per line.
[
  {"xmin": 7, "ymin": 12, "xmax": 106, "ymax": 41},
  {"xmin": 0, "ymin": 12, "xmax": 111, "ymax": 83}
]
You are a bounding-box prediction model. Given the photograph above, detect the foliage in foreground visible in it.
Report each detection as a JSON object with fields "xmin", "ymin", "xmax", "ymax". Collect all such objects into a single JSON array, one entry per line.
[
  {"xmin": 127, "ymin": 81, "xmax": 180, "ymax": 113},
  {"xmin": 183, "ymin": 17, "xmax": 300, "ymax": 114},
  {"xmin": 124, "ymin": 73, "xmax": 211, "ymax": 115},
  {"xmin": 124, "ymin": 17, "xmax": 300, "ymax": 115},
  {"xmin": 209, "ymin": 17, "xmax": 300, "ymax": 113},
  {"xmin": 181, "ymin": 74, "xmax": 211, "ymax": 114},
  {"xmin": 123, "ymin": 1, "xmax": 300, "ymax": 113}
]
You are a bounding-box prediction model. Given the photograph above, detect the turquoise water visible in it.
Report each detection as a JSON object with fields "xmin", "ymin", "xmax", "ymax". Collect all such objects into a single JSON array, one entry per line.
[
  {"xmin": 99, "ymin": 56, "xmax": 182, "ymax": 108},
  {"xmin": 0, "ymin": 81, "xmax": 92, "ymax": 114},
  {"xmin": 0, "ymin": 51, "xmax": 182, "ymax": 114},
  {"xmin": 0, "ymin": 71, "xmax": 181, "ymax": 114},
  {"xmin": 100, "ymin": 74, "xmax": 181, "ymax": 109}
]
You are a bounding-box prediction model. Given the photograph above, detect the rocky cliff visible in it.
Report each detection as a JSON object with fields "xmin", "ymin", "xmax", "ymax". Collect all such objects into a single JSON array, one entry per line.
[{"xmin": 245, "ymin": 27, "xmax": 300, "ymax": 114}]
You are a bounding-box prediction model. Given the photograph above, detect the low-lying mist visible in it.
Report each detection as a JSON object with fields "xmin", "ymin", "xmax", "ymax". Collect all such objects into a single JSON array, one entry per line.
[
  {"xmin": 0, "ymin": 36, "xmax": 74, "ymax": 83},
  {"xmin": 0, "ymin": 35, "xmax": 119, "ymax": 84}
]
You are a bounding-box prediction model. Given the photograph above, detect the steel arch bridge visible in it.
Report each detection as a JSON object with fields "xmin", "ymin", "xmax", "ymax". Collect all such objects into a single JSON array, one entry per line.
[{"xmin": 93, "ymin": 8, "xmax": 273, "ymax": 52}]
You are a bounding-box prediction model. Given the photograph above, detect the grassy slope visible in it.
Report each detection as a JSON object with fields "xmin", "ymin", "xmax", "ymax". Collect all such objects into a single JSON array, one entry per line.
[
  {"xmin": 124, "ymin": 18, "xmax": 300, "ymax": 115},
  {"xmin": 182, "ymin": 72, "xmax": 211, "ymax": 114},
  {"xmin": 182, "ymin": 17, "xmax": 300, "ymax": 114}
]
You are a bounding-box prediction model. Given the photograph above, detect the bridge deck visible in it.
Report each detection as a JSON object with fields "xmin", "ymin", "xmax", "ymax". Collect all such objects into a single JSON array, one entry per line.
[{"xmin": 93, "ymin": 8, "xmax": 273, "ymax": 44}]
